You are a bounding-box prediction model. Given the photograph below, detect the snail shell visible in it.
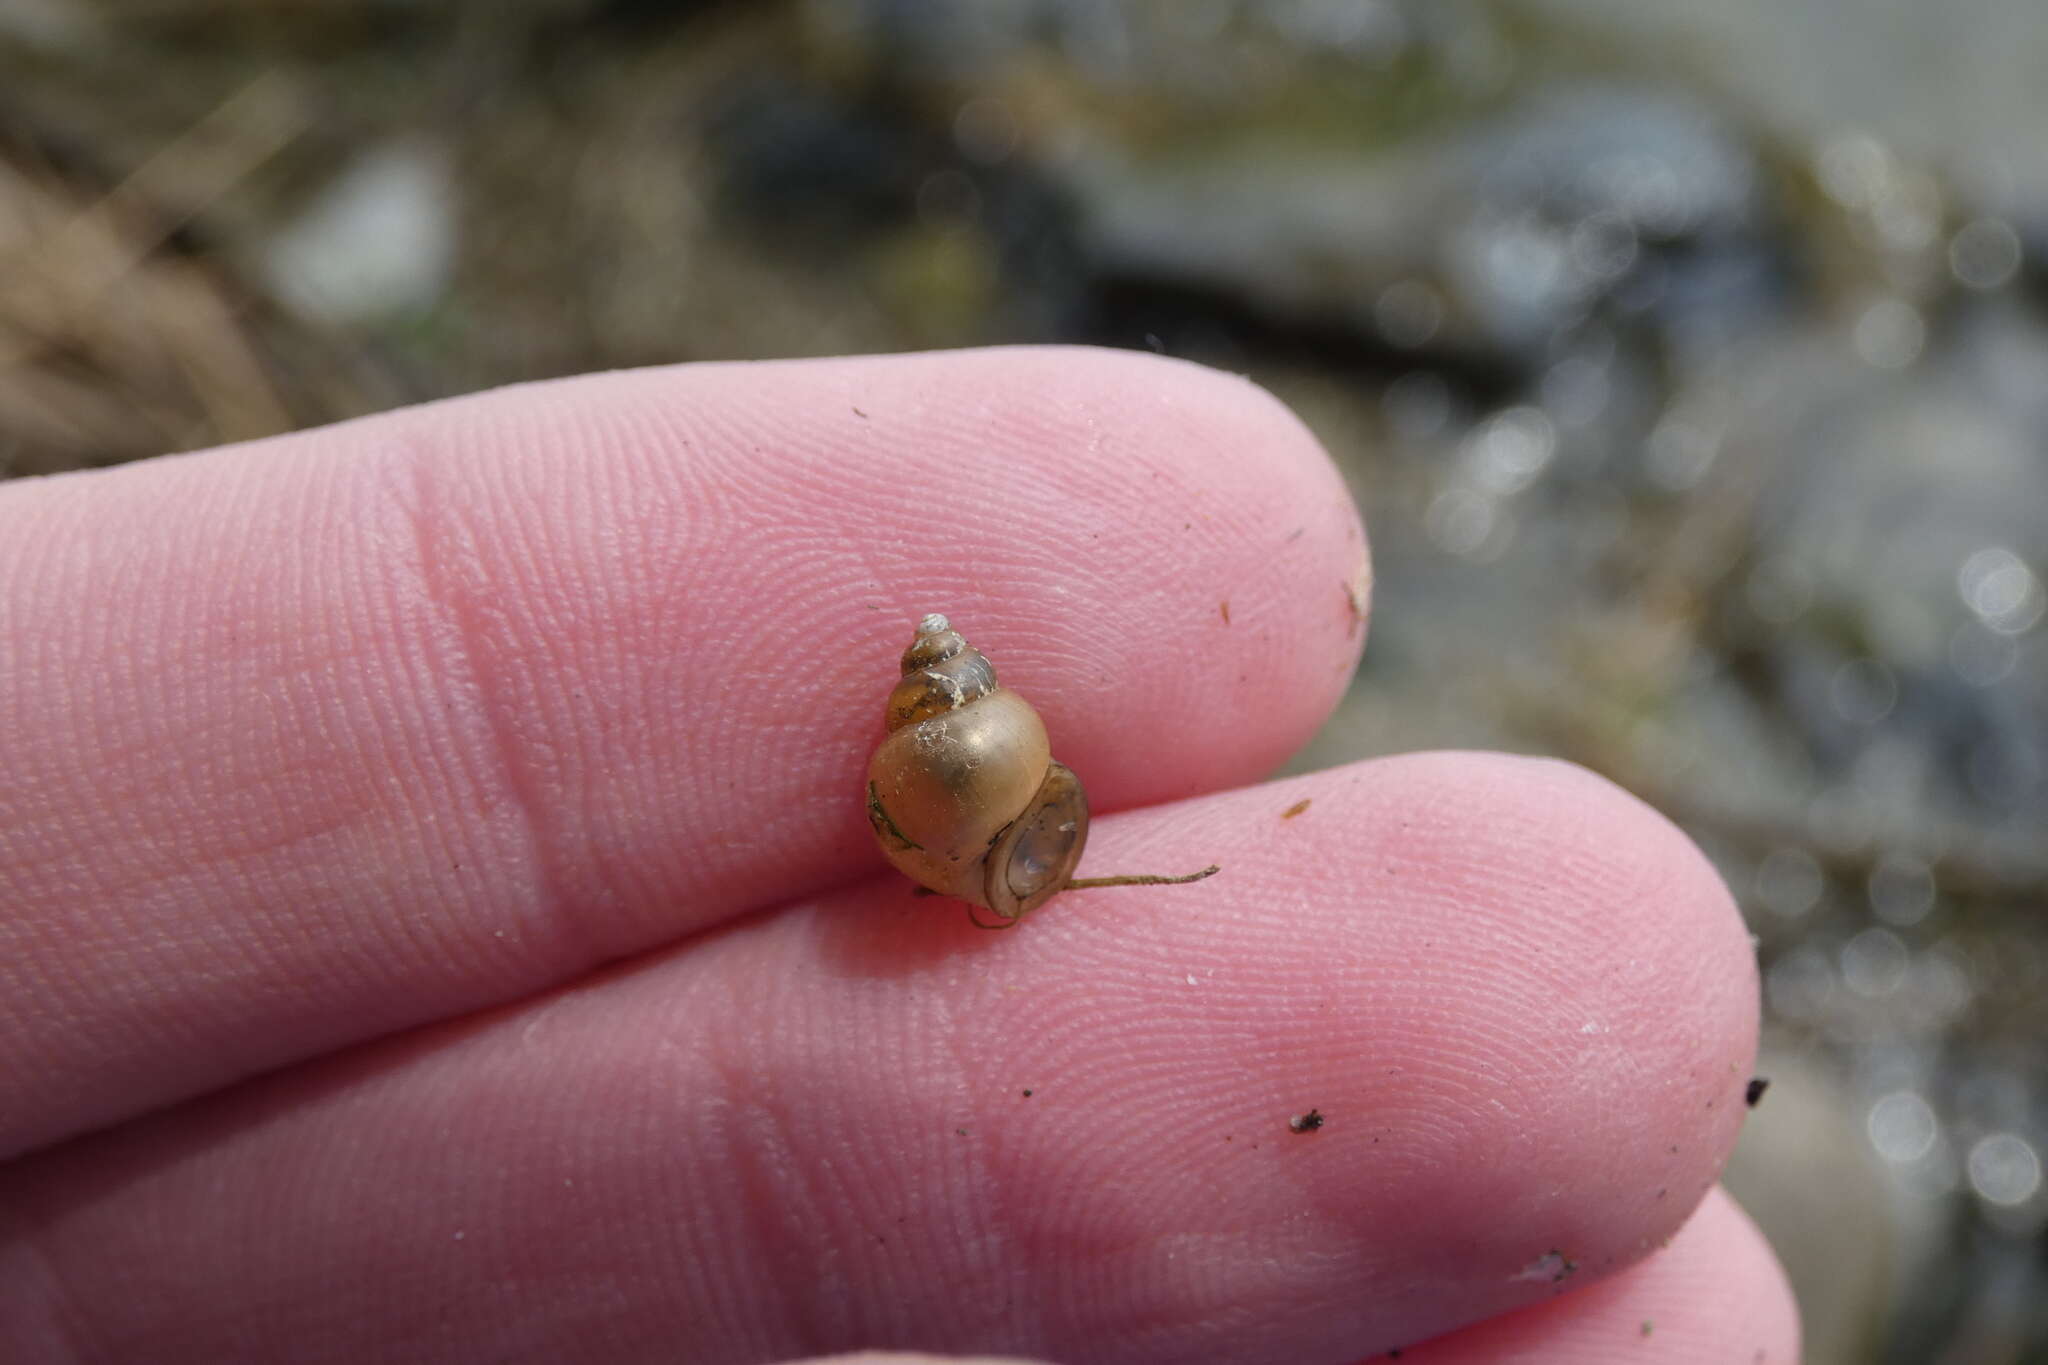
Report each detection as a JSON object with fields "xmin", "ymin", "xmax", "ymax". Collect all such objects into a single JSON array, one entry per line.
[{"xmin": 865, "ymin": 614, "xmax": 1089, "ymax": 922}]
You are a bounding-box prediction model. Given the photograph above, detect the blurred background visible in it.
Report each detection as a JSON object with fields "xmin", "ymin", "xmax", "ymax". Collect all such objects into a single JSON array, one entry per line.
[{"xmin": 3, "ymin": 1, "xmax": 2045, "ymax": 1359}]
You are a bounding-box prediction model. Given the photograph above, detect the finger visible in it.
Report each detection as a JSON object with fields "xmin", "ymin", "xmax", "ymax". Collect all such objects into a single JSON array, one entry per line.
[
  {"xmin": 0, "ymin": 345, "xmax": 1367, "ymax": 1158},
  {"xmin": 798, "ymin": 1358, "xmax": 1051, "ymax": 1365},
  {"xmin": 0, "ymin": 752, "xmax": 1757, "ymax": 1364},
  {"xmin": 1386, "ymin": 1187, "xmax": 1798, "ymax": 1363}
]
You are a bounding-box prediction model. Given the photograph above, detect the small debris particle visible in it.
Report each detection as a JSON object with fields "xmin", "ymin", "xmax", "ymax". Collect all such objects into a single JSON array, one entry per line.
[
  {"xmin": 1220, "ymin": 600, "xmax": 1231, "ymax": 625},
  {"xmin": 1286, "ymin": 526, "xmax": 1306, "ymax": 543},
  {"xmin": 1185, "ymin": 973, "xmax": 1198, "ymax": 986},
  {"xmin": 1515, "ymin": 1249, "xmax": 1578, "ymax": 1284},
  {"xmin": 851, "ymin": 406, "xmax": 868, "ymax": 418},
  {"xmin": 1641, "ymin": 1320, "xmax": 1654, "ymax": 1337},
  {"xmin": 1289, "ymin": 1108, "xmax": 1324, "ymax": 1134},
  {"xmin": 1344, "ymin": 561, "xmax": 1373, "ymax": 634},
  {"xmin": 1021, "ymin": 1089, "xmax": 1033, "ymax": 1098},
  {"xmin": 452, "ymin": 1229, "xmax": 465, "ymax": 1241},
  {"xmin": 955, "ymin": 1127, "xmax": 968, "ymax": 1136},
  {"xmin": 1282, "ymin": 798, "xmax": 1312, "ymax": 819},
  {"xmin": 1746, "ymin": 1077, "xmax": 1770, "ymax": 1108}
]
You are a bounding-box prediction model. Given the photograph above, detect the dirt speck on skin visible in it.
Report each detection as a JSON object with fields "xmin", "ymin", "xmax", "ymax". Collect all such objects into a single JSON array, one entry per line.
[
  {"xmin": 1282, "ymin": 798, "xmax": 1311, "ymax": 819},
  {"xmin": 1289, "ymin": 1108, "xmax": 1324, "ymax": 1133},
  {"xmin": 1746, "ymin": 1076, "xmax": 1770, "ymax": 1107},
  {"xmin": 1021, "ymin": 1089, "xmax": 1033, "ymax": 1098},
  {"xmin": 1514, "ymin": 1249, "xmax": 1578, "ymax": 1284},
  {"xmin": 1220, "ymin": 600, "xmax": 1231, "ymax": 624}
]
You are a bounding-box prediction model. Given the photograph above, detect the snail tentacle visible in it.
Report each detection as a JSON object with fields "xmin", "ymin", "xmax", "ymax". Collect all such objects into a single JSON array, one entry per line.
[{"xmin": 1065, "ymin": 865, "xmax": 1222, "ymax": 890}]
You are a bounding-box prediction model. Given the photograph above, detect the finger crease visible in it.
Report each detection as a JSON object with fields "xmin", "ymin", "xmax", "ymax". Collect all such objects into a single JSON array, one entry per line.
[{"xmin": 395, "ymin": 439, "xmax": 594, "ymax": 964}]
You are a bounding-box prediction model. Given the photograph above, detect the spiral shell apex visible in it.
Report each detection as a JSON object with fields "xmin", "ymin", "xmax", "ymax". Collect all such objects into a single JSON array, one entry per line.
[{"xmin": 865, "ymin": 614, "xmax": 1089, "ymax": 924}]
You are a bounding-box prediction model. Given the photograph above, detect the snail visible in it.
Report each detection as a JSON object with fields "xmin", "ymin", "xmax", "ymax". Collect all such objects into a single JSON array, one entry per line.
[{"xmin": 865, "ymin": 613, "xmax": 1218, "ymax": 929}]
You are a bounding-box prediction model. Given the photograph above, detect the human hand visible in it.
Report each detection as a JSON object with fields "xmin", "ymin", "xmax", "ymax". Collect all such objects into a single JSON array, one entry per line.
[{"xmin": 0, "ymin": 348, "xmax": 1795, "ymax": 1363}]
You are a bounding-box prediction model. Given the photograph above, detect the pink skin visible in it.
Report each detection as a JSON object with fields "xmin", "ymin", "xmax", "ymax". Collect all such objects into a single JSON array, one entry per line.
[
  {"xmin": 0, "ymin": 348, "xmax": 1780, "ymax": 1362},
  {"xmin": 0, "ymin": 346, "xmax": 1361, "ymax": 1157},
  {"xmin": 1382, "ymin": 1190, "xmax": 1799, "ymax": 1363},
  {"xmin": 797, "ymin": 1191, "xmax": 1799, "ymax": 1364}
]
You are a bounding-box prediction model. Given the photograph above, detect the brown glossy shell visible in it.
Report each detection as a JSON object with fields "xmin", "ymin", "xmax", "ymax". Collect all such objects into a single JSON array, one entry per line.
[{"xmin": 865, "ymin": 614, "xmax": 1089, "ymax": 921}]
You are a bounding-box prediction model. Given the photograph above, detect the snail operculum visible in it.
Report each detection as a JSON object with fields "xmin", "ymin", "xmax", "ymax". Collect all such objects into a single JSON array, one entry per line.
[{"xmin": 983, "ymin": 761, "xmax": 1089, "ymax": 921}]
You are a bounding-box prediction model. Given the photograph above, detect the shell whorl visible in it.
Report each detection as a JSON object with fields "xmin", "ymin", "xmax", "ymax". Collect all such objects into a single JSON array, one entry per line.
[{"xmin": 886, "ymin": 613, "xmax": 999, "ymax": 730}]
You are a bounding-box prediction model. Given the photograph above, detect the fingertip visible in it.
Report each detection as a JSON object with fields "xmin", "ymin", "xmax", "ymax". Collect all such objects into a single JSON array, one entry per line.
[
  {"xmin": 397, "ymin": 346, "xmax": 1369, "ymax": 812},
  {"xmin": 1709, "ymin": 1189, "xmax": 1805, "ymax": 1362},
  {"xmin": 1354, "ymin": 750, "xmax": 1761, "ymax": 1096},
  {"xmin": 939, "ymin": 347, "xmax": 1371, "ymax": 804},
  {"xmin": 1394, "ymin": 1187, "xmax": 1800, "ymax": 1363},
  {"xmin": 1006, "ymin": 748, "xmax": 1761, "ymax": 1332},
  {"xmin": 799, "ymin": 1356, "xmax": 1055, "ymax": 1365}
]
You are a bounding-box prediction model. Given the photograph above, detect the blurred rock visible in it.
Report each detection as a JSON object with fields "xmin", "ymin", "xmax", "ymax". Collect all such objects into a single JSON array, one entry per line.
[
  {"xmin": 1063, "ymin": 84, "xmax": 1770, "ymax": 360},
  {"xmin": 0, "ymin": 0, "xmax": 93, "ymax": 49},
  {"xmin": 1730, "ymin": 311, "xmax": 2048, "ymax": 841},
  {"xmin": 264, "ymin": 139, "xmax": 455, "ymax": 326},
  {"xmin": 1522, "ymin": 0, "xmax": 2048, "ymax": 209}
]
